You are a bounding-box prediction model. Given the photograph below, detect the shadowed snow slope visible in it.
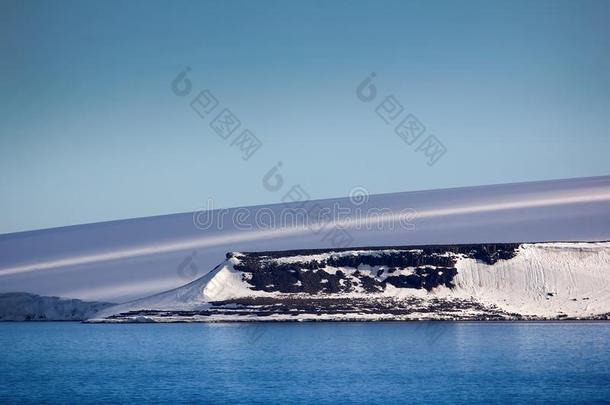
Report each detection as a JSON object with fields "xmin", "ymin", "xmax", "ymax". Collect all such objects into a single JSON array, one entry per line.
[
  {"xmin": 90, "ymin": 242, "xmax": 610, "ymax": 322},
  {"xmin": 0, "ymin": 293, "xmax": 113, "ymax": 321}
]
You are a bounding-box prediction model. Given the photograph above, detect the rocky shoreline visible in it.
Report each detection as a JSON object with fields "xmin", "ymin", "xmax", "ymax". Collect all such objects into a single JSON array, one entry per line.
[{"xmin": 97, "ymin": 297, "xmax": 610, "ymax": 323}]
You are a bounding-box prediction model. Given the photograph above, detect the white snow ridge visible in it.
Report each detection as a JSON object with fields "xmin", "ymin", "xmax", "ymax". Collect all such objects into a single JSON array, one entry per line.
[{"xmin": 89, "ymin": 242, "xmax": 610, "ymax": 322}]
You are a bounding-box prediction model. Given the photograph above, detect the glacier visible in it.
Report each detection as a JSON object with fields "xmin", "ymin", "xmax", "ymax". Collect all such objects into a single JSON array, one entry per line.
[{"xmin": 0, "ymin": 292, "xmax": 113, "ymax": 321}]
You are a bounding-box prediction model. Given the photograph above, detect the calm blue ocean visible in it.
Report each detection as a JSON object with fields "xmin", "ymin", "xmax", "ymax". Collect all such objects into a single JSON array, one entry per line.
[{"xmin": 0, "ymin": 322, "xmax": 608, "ymax": 404}]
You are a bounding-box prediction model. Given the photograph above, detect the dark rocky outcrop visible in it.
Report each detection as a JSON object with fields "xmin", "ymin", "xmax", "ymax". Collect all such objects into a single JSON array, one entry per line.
[
  {"xmin": 230, "ymin": 243, "xmax": 520, "ymax": 265},
  {"xmin": 231, "ymin": 243, "xmax": 519, "ymax": 295},
  {"xmin": 106, "ymin": 297, "xmax": 524, "ymax": 321}
]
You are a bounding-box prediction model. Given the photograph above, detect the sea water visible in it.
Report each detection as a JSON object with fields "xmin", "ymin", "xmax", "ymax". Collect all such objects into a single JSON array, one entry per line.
[{"xmin": 0, "ymin": 322, "xmax": 608, "ymax": 403}]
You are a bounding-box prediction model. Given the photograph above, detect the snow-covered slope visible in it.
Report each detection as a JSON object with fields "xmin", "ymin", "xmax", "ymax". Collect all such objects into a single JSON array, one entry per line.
[
  {"xmin": 451, "ymin": 242, "xmax": 610, "ymax": 318},
  {"xmin": 90, "ymin": 242, "xmax": 610, "ymax": 322},
  {"xmin": 0, "ymin": 293, "xmax": 113, "ymax": 321}
]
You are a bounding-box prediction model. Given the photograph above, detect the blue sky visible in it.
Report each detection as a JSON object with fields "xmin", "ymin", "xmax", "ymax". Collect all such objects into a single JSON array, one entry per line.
[{"xmin": 1, "ymin": 0, "xmax": 609, "ymax": 234}]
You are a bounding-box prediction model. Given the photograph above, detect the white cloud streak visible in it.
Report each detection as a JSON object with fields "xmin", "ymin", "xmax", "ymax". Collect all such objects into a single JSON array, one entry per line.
[{"xmin": 1, "ymin": 187, "xmax": 609, "ymax": 277}]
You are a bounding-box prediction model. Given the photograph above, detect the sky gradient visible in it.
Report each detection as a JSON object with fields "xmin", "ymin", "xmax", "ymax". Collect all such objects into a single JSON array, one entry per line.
[{"xmin": 1, "ymin": 0, "xmax": 609, "ymax": 234}]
